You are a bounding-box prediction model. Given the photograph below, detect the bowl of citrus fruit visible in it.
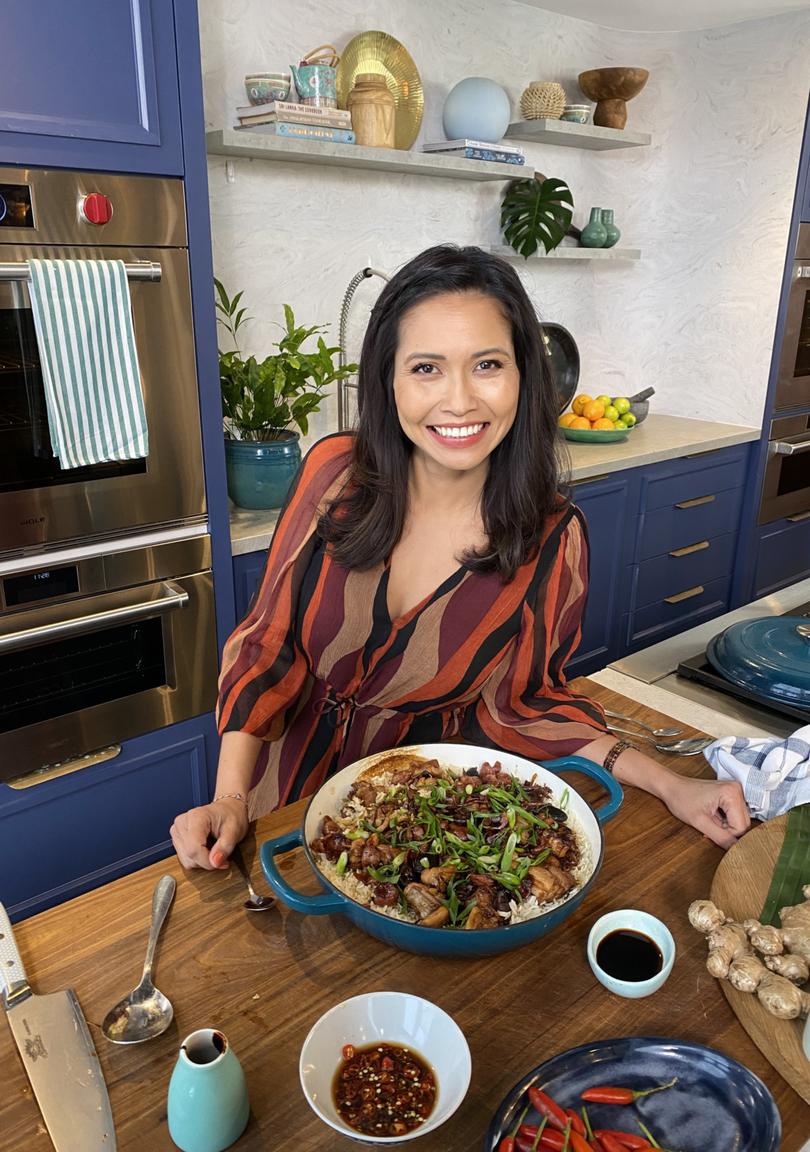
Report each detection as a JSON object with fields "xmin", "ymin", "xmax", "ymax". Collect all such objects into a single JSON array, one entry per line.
[{"xmin": 559, "ymin": 393, "xmax": 638, "ymax": 442}]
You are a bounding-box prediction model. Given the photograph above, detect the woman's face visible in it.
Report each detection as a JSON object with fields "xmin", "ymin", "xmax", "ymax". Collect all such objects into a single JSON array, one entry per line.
[{"xmin": 392, "ymin": 291, "xmax": 520, "ymax": 477}]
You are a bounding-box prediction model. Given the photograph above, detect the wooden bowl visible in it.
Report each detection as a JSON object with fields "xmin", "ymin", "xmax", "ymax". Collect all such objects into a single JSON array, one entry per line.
[{"xmin": 578, "ymin": 67, "xmax": 649, "ymax": 102}]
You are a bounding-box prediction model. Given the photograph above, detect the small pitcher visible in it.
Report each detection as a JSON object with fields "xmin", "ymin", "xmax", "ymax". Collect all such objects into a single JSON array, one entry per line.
[
  {"xmin": 167, "ymin": 1029, "xmax": 249, "ymax": 1152},
  {"xmin": 290, "ymin": 44, "xmax": 339, "ymax": 108}
]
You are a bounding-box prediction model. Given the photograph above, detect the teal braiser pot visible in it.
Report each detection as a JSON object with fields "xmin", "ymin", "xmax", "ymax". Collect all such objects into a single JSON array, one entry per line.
[{"xmin": 261, "ymin": 745, "xmax": 622, "ymax": 959}]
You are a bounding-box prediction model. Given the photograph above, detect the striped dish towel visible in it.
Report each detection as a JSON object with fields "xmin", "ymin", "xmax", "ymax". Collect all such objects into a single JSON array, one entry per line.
[
  {"xmin": 26, "ymin": 259, "xmax": 148, "ymax": 469},
  {"xmin": 704, "ymin": 726, "xmax": 810, "ymax": 819}
]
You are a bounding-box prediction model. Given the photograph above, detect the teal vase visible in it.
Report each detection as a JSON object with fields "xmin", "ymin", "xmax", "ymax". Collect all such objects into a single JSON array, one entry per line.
[
  {"xmin": 580, "ymin": 207, "xmax": 607, "ymax": 248},
  {"xmin": 224, "ymin": 431, "xmax": 301, "ymax": 510},
  {"xmin": 168, "ymin": 1029, "xmax": 250, "ymax": 1152},
  {"xmin": 601, "ymin": 209, "xmax": 621, "ymax": 248}
]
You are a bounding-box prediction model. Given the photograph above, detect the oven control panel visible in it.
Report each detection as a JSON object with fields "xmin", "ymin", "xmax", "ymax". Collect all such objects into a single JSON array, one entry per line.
[
  {"xmin": 0, "ymin": 183, "xmax": 34, "ymax": 229},
  {"xmin": 3, "ymin": 565, "xmax": 79, "ymax": 608}
]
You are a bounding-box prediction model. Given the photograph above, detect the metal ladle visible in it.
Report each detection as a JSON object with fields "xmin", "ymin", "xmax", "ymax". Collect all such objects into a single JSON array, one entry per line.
[{"xmin": 102, "ymin": 875, "xmax": 175, "ymax": 1043}]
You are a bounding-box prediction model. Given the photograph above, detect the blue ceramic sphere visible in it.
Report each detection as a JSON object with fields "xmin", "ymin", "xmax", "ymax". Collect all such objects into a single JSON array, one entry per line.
[{"xmin": 442, "ymin": 77, "xmax": 511, "ymax": 143}]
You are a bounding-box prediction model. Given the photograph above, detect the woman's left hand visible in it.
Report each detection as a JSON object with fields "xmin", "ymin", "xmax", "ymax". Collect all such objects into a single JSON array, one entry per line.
[{"xmin": 660, "ymin": 773, "xmax": 751, "ymax": 849}]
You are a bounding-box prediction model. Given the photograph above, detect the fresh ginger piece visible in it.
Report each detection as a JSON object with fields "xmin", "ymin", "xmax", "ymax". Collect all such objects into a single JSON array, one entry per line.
[
  {"xmin": 743, "ymin": 918, "xmax": 784, "ymax": 956},
  {"xmin": 765, "ymin": 953, "xmax": 810, "ymax": 983},
  {"xmin": 706, "ymin": 922, "xmax": 752, "ymax": 978},
  {"xmin": 728, "ymin": 954, "xmax": 767, "ymax": 994},
  {"xmin": 779, "ymin": 884, "xmax": 810, "ymax": 964},
  {"xmin": 688, "ymin": 899, "xmax": 726, "ymax": 934},
  {"xmin": 756, "ymin": 970, "xmax": 810, "ymax": 1019}
]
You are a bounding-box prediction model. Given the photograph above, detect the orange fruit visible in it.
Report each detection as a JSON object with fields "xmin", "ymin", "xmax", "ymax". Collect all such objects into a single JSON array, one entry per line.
[
  {"xmin": 571, "ymin": 394, "xmax": 593, "ymax": 416},
  {"xmin": 592, "ymin": 417, "xmax": 615, "ymax": 430},
  {"xmin": 569, "ymin": 416, "xmax": 591, "ymax": 429},
  {"xmin": 582, "ymin": 399, "xmax": 606, "ymax": 422},
  {"xmin": 558, "ymin": 412, "xmax": 577, "ymax": 427}
]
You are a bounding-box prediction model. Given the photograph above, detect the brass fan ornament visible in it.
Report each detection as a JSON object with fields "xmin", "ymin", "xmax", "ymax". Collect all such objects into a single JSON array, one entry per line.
[{"xmin": 337, "ymin": 31, "xmax": 424, "ymax": 149}]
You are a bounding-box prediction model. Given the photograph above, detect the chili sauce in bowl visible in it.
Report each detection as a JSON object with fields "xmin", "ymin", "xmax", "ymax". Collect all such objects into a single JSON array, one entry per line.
[{"xmin": 334, "ymin": 1042, "xmax": 437, "ymax": 1137}]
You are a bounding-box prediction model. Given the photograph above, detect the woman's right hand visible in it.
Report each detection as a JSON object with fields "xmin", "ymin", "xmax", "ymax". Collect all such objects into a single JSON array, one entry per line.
[{"xmin": 170, "ymin": 796, "xmax": 250, "ymax": 870}]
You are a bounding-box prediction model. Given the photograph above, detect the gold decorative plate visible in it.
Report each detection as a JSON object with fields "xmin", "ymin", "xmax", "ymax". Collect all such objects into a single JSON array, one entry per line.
[{"xmin": 337, "ymin": 31, "xmax": 423, "ymax": 150}]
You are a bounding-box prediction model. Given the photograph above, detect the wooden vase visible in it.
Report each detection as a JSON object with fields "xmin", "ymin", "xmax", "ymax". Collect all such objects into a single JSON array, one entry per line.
[{"xmin": 347, "ymin": 73, "xmax": 396, "ymax": 148}]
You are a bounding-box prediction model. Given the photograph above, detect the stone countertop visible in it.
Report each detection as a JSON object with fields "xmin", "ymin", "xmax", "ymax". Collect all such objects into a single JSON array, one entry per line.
[{"xmin": 228, "ymin": 415, "xmax": 760, "ymax": 556}]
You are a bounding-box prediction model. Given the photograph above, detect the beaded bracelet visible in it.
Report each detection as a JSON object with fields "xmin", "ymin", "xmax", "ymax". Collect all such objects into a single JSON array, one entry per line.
[
  {"xmin": 213, "ymin": 791, "xmax": 249, "ymax": 808},
  {"xmin": 603, "ymin": 739, "xmax": 633, "ymax": 775}
]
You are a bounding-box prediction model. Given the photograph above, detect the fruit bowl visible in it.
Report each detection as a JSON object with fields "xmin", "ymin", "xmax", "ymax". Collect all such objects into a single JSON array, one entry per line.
[{"xmin": 562, "ymin": 426, "xmax": 633, "ymax": 443}]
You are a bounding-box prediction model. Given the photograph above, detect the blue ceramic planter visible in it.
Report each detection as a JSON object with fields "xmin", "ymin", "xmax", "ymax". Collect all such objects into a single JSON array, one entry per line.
[
  {"xmin": 261, "ymin": 746, "xmax": 622, "ymax": 959},
  {"xmin": 167, "ymin": 1029, "xmax": 249, "ymax": 1152},
  {"xmin": 224, "ymin": 433, "xmax": 301, "ymax": 510}
]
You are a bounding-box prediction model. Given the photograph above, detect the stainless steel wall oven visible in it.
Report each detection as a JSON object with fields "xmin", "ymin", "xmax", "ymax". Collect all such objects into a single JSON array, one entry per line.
[{"xmin": 775, "ymin": 222, "xmax": 810, "ymax": 412}]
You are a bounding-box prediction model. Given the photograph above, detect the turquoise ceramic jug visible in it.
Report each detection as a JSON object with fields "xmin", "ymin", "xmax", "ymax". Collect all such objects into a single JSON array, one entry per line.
[
  {"xmin": 601, "ymin": 208, "xmax": 621, "ymax": 248},
  {"xmin": 580, "ymin": 207, "xmax": 607, "ymax": 248},
  {"xmin": 168, "ymin": 1029, "xmax": 249, "ymax": 1152}
]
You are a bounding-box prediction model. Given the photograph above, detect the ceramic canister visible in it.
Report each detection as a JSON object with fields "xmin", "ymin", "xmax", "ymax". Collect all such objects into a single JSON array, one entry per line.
[
  {"xmin": 168, "ymin": 1029, "xmax": 250, "ymax": 1152},
  {"xmin": 347, "ymin": 73, "xmax": 396, "ymax": 148}
]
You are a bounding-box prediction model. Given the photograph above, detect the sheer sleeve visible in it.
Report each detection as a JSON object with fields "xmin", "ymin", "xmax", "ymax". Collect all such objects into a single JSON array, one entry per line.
[
  {"xmin": 216, "ymin": 434, "xmax": 352, "ymax": 740},
  {"xmin": 461, "ymin": 506, "xmax": 608, "ymax": 759}
]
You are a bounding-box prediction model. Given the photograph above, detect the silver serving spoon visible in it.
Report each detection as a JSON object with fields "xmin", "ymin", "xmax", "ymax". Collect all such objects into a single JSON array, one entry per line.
[
  {"xmin": 607, "ymin": 724, "xmax": 715, "ymax": 756},
  {"xmin": 231, "ymin": 843, "xmax": 274, "ymax": 912},
  {"xmin": 102, "ymin": 875, "xmax": 176, "ymax": 1043},
  {"xmin": 603, "ymin": 708, "xmax": 683, "ymax": 739}
]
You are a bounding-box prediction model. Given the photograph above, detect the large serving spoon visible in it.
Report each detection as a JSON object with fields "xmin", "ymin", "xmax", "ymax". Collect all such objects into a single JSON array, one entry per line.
[
  {"xmin": 603, "ymin": 708, "xmax": 683, "ymax": 739},
  {"xmin": 607, "ymin": 724, "xmax": 715, "ymax": 756},
  {"xmin": 102, "ymin": 875, "xmax": 176, "ymax": 1044}
]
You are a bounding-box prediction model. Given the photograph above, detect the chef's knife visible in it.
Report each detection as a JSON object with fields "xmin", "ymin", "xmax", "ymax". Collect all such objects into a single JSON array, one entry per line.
[{"xmin": 0, "ymin": 902, "xmax": 116, "ymax": 1151}]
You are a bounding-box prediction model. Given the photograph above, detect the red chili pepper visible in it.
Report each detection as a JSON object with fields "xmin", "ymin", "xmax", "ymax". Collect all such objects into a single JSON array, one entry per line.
[
  {"xmin": 341, "ymin": 1044, "xmax": 354, "ymax": 1061},
  {"xmin": 516, "ymin": 1135, "xmax": 560, "ymax": 1152},
  {"xmin": 566, "ymin": 1109, "xmax": 586, "ymax": 1137},
  {"xmin": 595, "ymin": 1134, "xmax": 652, "ymax": 1150},
  {"xmin": 598, "ymin": 1134, "xmax": 633, "ymax": 1152},
  {"xmin": 499, "ymin": 1104, "xmax": 530, "ymax": 1152},
  {"xmin": 528, "ymin": 1086, "xmax": 568, "ymax": 1132},
  {"xmin": 519, "ymin": 1124, "xmax": 566, "ymax": 1149},
  {"xmin": 581, "ymin": 1077, "xmax": 677, "ymax": 1106}
]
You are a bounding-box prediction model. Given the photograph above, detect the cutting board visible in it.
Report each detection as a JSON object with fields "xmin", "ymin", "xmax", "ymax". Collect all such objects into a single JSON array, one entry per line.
[{"xmin": 710, "ymin": 815, "xmax": 810, "ymax": 1104}]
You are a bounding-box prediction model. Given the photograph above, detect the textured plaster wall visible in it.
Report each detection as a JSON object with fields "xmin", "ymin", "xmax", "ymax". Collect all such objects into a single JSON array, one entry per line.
[{"xmin": 199, "ymin": 1, "xmax": 810, "ymax": 446}]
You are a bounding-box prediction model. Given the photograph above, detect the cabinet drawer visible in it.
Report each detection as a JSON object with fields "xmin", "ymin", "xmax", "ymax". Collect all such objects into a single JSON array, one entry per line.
[
  {"xmin": 625, "ymin": 575, "xmax": 731, "ymax": 649},
  {"xmin": 754, "ymin": 515, "xmax": 810, "ymax": 597},
  {"xmin": 637, "ymin": 486, "xmax": 743, "ymax": 560},
  {"xmin": 633, "ymin": 533, "xmax": 737, "ymax": 608},
  {"xmin": 641, "ymin": 447, "xmax": 747, "ymax": 512}
]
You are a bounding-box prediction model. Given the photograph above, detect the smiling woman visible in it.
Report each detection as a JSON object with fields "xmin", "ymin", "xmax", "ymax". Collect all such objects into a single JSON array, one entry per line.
[{"xmin": 170, "ymin": 245, "xmax": 751, "ymax": 874}]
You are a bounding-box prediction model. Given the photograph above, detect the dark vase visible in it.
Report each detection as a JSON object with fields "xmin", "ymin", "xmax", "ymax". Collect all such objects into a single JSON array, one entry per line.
[{"xmin": 224, "ymin": 431, "xmax": 301, "ymax": 510}]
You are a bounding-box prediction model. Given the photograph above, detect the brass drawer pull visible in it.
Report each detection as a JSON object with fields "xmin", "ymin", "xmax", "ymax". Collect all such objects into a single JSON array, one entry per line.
[
  {"xmin": 7, "ymin": 744, "xmax": 122, "ymax": 790},
  {"xmin": 674, "ymin": 494, "xmax": 716, "ymax": 509},
  {"xmin": 669, "ymin": 540, "xmax": 710, "ymax": 558},
  {"xmin": 664, "ymin": 585, "xmax": 705, "ymax": 604},
  {"xmin": 787, "ymin": 510, "xmax": 810, "ymax": 522}
]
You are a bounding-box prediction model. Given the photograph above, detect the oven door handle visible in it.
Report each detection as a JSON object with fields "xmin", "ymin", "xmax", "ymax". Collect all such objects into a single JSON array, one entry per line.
[
  {"xmin": 0, "ymin": 580, "xmax": 188, "ymax": 654},
  {"xmin": 0, "ymin": 261, "xmax": 162, "ymax": 283},
  {"xmin": 768, "ymin": 435, "xmax": 810, "ymax": 456}
]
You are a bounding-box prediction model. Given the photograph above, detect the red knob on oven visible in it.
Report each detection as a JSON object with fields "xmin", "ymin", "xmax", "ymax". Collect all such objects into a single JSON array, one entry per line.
[{"xmin": 80, "ymin": 193, "xmax": 113, "ymax": 225}]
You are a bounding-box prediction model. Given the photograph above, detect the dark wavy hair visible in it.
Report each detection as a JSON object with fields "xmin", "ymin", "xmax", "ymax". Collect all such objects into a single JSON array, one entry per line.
[{"xmin": 320, "ymin": 244, "xmax": 563, "ymax": 580}]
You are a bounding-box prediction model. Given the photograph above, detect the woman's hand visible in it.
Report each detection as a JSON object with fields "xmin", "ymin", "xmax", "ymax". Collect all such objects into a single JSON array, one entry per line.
[
  {"xmin": 660, "ymin": 773, "xmax": 751, "ymax": 849},
  {"xmin": 170, "ymin": 796, "xmax": 250, "ymax": 870}
]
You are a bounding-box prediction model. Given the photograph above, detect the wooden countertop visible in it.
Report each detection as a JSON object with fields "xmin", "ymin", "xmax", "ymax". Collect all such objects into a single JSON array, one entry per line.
[{"xmin": 2, "ymin": 681, "xmax": 807, "ymax": 1151}]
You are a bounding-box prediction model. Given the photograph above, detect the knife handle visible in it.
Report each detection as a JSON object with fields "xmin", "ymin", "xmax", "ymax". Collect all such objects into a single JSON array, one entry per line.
[{"xmin": 0, "ymin": 902, "xmax": 30, "ymax": 1005}]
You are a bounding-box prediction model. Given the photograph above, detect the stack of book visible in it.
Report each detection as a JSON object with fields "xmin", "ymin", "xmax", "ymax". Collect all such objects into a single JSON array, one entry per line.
[
  {"xmin": 234, "ymin": 101, "xmax": 355, "ymax": 144},
  {"xmin": 421, "ymin": 138, "xmax": 525, "ymax": 165}
]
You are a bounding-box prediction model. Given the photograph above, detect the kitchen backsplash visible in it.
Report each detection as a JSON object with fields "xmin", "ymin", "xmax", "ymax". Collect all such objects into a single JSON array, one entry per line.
[{"xmin": 200, "ymin": 0, "xmax": 810, "ymax": 448}]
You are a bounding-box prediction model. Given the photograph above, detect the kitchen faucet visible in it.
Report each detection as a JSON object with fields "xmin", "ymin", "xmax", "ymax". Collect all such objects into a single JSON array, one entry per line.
[{"xmin": 337, "ymin": 266, "xmax": 389, "ymax": 430}]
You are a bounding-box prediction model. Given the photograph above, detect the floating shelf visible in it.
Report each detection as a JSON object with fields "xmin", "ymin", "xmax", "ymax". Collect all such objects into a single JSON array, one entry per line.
[
  {"xmin": 491, "ymin": 245, "xmax": 641, "ymax": 262},
  {"xmin": 504, "ymin": 118, "xmax": 651, "ymax": 151},
  {"xmin": 206, "ymin": 129, "xmax": 534, "ymax": 181}
]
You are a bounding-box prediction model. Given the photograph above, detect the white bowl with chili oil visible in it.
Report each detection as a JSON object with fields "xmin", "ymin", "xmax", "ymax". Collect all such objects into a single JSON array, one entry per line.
[{"xmin": 299, "ymin": 991, "xmax": 471, "ymax": 1143}]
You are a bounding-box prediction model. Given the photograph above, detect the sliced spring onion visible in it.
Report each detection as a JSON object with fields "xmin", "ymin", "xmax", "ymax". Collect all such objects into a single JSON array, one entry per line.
[{"xmin": 335, "ymin": 851, "xmax": 348, "ymax": 876}]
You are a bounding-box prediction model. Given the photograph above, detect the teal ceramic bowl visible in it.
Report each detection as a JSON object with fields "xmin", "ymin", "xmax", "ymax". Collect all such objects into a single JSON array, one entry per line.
[
  {"xmin": 261, "ymin": 743, "xmax": 622, "ymax": 959},
  {"xmin": 562, "ymin": 426, "xmax": 633, "ymax": 443}
]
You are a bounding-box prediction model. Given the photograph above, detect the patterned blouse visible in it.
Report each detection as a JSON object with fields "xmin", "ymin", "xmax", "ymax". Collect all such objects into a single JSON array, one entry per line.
[{"xmin": 217, "ymin": 434, "xmax": 608, "ymax": 816}]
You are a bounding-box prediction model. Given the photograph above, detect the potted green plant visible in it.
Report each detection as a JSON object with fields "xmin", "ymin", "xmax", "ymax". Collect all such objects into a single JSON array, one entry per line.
[
  {"xmin": 500, "ymin": 173, "xmax": 574, "ymax": 258},
  {"xmin": 215, "ymin": 279, "xmax": 357, "ymax": 510}
]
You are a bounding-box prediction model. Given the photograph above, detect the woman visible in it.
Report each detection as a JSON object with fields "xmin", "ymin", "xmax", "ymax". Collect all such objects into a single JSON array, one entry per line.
[{"xmin": 171, "ymin": 245, "xmax": 749, "ymax": 870}]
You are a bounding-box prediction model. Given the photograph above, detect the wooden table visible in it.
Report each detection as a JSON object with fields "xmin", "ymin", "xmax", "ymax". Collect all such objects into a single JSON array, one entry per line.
[{"xmin": 2, "ymin": 681, "xmax": 809, "ymax": 1152}]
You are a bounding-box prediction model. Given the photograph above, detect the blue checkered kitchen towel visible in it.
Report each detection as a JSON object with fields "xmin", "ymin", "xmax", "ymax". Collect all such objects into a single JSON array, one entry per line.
[
  {"xmin": 704, "ymin": 726, "xmax": 810, "ymax": 819},
  {"xmin": 26, "ymin": 259, "xmax": 148, "ymax": 469}
]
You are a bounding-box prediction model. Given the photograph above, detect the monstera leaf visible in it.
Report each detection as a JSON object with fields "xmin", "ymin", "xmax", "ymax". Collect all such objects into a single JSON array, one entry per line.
[{"xmin": 500, "ymin": 176, "xmax": 574, "ymax": 258}]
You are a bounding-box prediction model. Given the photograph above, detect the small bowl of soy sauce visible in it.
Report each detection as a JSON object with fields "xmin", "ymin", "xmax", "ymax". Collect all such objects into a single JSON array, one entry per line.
[{"xmin": 587, "ymin": 909, "xmax": 676, "ymax": 999}]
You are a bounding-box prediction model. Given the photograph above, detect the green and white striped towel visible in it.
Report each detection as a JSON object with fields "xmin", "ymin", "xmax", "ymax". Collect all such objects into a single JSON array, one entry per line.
[{"xmin": 27, "ymin": 258, "xmax": 148, "ymax": 469}]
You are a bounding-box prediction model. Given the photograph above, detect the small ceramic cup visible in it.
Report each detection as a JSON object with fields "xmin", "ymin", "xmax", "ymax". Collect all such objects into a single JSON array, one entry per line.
[{"xmin": 587, "ymin": 909, "xmax": 676, "ymax": 999}]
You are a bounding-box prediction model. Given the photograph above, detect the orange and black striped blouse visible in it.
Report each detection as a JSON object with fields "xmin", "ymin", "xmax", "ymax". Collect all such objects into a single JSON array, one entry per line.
[{"xmin": 217, "ymin": 433, "xmax": 608, "ymax": 815}]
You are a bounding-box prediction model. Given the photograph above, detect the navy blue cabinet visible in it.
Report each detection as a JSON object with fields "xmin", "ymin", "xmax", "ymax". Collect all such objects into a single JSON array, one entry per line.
[
  {"xmin": 0, "ymin": 0, "xmax": 182, "ymax": 174},
  {"xmin": 233, "ymin": 550, "xmax": 267, "ymax": 621},
  {"xmin": 753, "ymin": 514, "xmax": 810, "ymax": 597},
  {"xmin": 0, "ymin": 714, "xmax": 218, "ymax": 922}
]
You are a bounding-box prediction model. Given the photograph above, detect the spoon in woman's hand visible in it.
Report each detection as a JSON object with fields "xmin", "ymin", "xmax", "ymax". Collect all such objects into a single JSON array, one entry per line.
[
  {"xmin": 102, "ymin": 875, "xmax": 176, "ymax": 1043},
  {"xmin": 231, "ymin": 843, "xmax": 274, "ymax": 912}
]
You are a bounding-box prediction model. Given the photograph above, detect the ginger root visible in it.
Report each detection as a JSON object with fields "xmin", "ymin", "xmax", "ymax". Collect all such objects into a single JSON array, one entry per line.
[{"xmin": 688, "ymin": 890, "xmax": 810, "ymax": 1020}]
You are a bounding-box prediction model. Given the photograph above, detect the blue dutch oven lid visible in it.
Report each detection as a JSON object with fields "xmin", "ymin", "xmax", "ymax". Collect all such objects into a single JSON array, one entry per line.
[{"xmin": 707, "ymin": 616, "xmax": 810, "ymax": 706}]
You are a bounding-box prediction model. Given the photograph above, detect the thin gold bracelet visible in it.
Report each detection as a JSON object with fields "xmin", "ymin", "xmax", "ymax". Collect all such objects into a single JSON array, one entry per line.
[
  {"xmin": 213, "ymin": 791, "xmax": 249, "ymax": 808},
  {"xmin": 603, "ymin": 739, "xmax": 633, "ymax": 775}
]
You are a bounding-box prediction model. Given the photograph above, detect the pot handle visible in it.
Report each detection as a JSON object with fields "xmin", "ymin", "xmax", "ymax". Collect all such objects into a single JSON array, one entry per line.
[
  {"xmin": 260, "ymin": 829, "xmax": 346, "ymax": 915},
  {"xmin": 544, "ymin": 755, "xmax": 623, "ymax": 825}
]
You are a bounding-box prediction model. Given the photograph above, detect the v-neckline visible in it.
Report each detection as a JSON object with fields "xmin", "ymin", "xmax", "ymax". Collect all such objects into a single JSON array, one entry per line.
[{"xmin": 381, "ymin": 560, "xmax": 468, "ymax": 628}]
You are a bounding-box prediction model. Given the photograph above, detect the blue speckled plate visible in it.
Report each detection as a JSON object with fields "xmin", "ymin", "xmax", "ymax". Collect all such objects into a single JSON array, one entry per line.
[{"xmin": 484, "ymin": 1037, "xmax": 781, "ymax": 1152}]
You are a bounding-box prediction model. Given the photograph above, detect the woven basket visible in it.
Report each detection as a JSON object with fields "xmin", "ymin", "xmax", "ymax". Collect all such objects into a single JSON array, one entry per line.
[{"xmin": 520, "ymin": 81, "xmax": 566, "ymax": 120}]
